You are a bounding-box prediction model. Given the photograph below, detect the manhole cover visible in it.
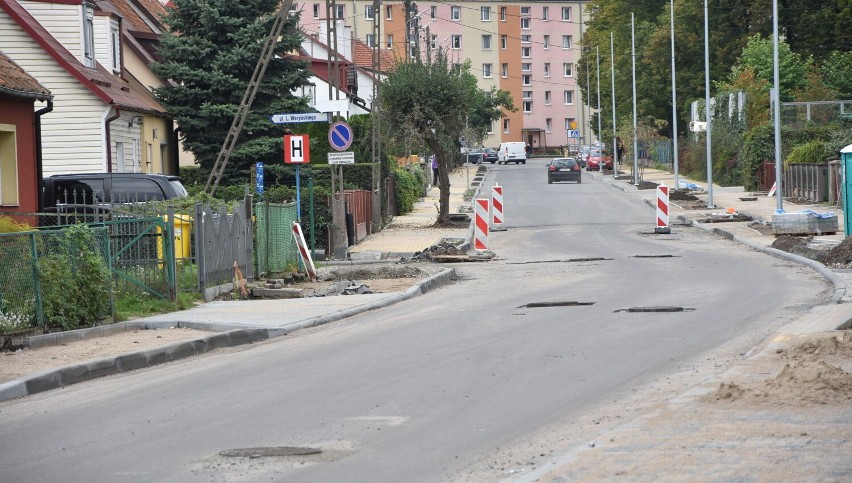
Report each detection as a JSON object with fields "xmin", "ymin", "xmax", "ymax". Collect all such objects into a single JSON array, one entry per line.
[
  {"xmin": 519, "ymin": 301, "xmax": 595, "ymax": 308},
  {"xmin": 615, "ymin": 306, "xmax": 694, "ymax": 313},
  {"xmin": 219, "ymin": 447, "xmax": 322, "ymax": 458}
]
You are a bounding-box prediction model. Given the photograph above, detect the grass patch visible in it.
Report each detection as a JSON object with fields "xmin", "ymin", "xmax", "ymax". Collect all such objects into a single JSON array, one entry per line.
[{"xmin": 114, "ymin": 291, "xmax": 201, "ymax": 322}]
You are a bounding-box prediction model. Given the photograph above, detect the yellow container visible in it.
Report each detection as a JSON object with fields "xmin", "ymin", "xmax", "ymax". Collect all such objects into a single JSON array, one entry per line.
[{"xmin": 158, "ymin": 214, "xmax": 192, "ymax": 260}]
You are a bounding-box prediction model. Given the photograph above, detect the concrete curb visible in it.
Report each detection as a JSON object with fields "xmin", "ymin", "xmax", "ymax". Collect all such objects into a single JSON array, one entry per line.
[{"xmin": 0, "ymin": 268, "xmax": 456, "ymax": 402}]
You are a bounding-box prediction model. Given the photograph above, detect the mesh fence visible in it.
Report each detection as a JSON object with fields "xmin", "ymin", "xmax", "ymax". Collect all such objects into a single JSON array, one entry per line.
[
  {"xmin": 255, "ymin": 201, "xmax": 299, "ymax": 276},
  {"xmin": 0, "ymin": 226, "xmax": 114, "ymax": 333}
]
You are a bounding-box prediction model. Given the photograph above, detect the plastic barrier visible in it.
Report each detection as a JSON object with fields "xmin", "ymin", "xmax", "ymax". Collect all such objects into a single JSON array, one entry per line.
[
  {"xmin": 474, "ymin": 198, "xmax": 489, "ymax": 251},
  {"xmin": 656, "ymin": 185, "xmax": 671, "ymax": 234}
]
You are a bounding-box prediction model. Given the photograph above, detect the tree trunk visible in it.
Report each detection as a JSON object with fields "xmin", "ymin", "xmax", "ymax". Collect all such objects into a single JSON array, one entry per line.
[{"xmin": 425, "ymin": 137, "xmax": 453, "ymax": 225}]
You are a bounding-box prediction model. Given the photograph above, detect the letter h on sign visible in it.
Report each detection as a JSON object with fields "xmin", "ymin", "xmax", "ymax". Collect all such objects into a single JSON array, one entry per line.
[{"xmin": 284, "ymin": 134, "xmax": 311, "ymax": 164}]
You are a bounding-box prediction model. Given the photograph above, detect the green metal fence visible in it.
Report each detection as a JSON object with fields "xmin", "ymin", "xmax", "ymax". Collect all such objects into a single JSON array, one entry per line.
[
  {"xmin": 255, "ymin": 201, "xmax": 299, "ymax": 276},
  {"xmin": 0, "ymin": 226, "xmax": 114, "ymax": 332}
]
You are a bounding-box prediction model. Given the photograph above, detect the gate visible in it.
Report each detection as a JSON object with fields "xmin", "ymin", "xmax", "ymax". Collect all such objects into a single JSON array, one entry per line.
[
  {"xmin": 101, "ymin": 216, "xmax": 176, "ymax": 301},
  {"xmin": 194, "ymin": 200, "xmax": 253, "ymax": 301}
]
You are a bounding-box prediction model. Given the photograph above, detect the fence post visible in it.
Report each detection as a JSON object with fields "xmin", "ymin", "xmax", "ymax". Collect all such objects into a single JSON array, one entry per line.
[
  {"xmin": 244, "ymin": 194, "xmax": 254, "ymax": 280},
  {"xmin": 29, "ymin": 233, "xmax": 44, "ymax": 327},
  {"xmin": 194, "ymin": 203, "xmax": 205, "ymax": 294},
  {"xmin": 166, "ymin": 207, "xmax": 177, "ymax": 302}
]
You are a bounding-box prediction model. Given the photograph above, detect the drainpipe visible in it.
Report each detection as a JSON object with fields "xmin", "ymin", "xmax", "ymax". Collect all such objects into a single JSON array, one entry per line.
[
  {"xmin": 104, "ymin": 106, "xmax": 120, "ymax": 173},
  {"xmin": 34, "ymin": 99, "xmax": 53, "ymax": 212}
]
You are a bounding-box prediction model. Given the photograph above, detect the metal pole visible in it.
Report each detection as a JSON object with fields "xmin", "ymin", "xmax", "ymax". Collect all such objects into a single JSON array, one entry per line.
[
  {"xmin": 772, "ymin": 0, "xmax": 783, "ymax": 211},
  {"xmin": 631, "ymin": 13, "xmax": 638, "ymax": 185},
  {"xmin": 670, "ymin": 0, "xmax": 680, "ymax": 189},
  {"xmin": 309, "ymin": 176, "xmax": 315, "ymax": 255},
  {"xmin": 704, "ymin": 0, "xmax": 714, "ymax": 208},
  {"xmin": 295, "ymin": 164, "xmax": 301, "ymax": 221},
  {"xmin": 579, "ymin": 5, "xmax": 586, "ymax": 148},
  {"xmin": 586, "ymin": 49, "xmax": 592, "ymax": 147},
  {"xmin": 596, "ymin": 46, "xmax": 602, "ymax": 172},
  {"xmin": 611, "ymin": 32, "xmax": 617, "ymax": 176}
]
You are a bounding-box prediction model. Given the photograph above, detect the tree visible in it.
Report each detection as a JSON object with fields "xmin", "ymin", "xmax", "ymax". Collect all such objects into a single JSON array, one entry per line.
[
  {"xmin": 728, "ymin": 34, "xmax": 809, "ymax": 102},
  {"xmin": 380, "ymin": 52, "xmax": 514, "ymax": 224},
  {"xmin": 152, "ymin": 0, "xmax": 310, "ymax": 181},
  {"xmin": 820, "ymin": 51, "xmax": 852, "ymax": 100}
]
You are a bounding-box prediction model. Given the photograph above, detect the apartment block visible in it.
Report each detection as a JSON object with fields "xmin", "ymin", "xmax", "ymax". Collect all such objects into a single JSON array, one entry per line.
[{"xmin": 297, "ymin": 1, "xmax": 592, "ymax": 152}]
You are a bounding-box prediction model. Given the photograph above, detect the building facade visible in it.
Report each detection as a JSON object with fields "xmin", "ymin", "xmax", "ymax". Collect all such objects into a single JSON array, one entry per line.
[{"xmin": 297, "ymin": 0, "xmax": 594, "ymax": 152}]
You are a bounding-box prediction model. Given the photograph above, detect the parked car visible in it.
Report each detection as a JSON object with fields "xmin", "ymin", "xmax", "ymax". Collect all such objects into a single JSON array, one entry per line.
[
  {"xmin": 481, "ymin": 148, "xmax": 498, "ymax": 164},
  {"xmin": 465, "ymin": 149, "xmax": 484, "ymax": 164},
  {"xmin": 497, "ymin": 142, "xmax": 527, "ymax": 164},
  {"xmin": 586, "ymin": 146, "xmax": 613, "ymax": 170},
  {"xmin": 547, "ymin": 157, "xmax": 582, "ymax": 184},
  {"xmin": 42, "ymin": 173, "xmax": 188, "ymax": 213}
]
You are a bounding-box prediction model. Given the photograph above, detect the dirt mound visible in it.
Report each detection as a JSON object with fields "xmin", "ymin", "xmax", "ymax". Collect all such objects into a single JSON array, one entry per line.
[
  {"xmin": 783, "ymin": 332, "xmax": 852, "ymax": 360},
  {"xmin": 318, "ymin": 265, "xmax": 425, "ymax": 281},
  {"xmin": 637, "ymin": 181, "xmax": 659, "ymax": 190},
  {"xmin": 771, "ymin": 236, "xmax": 825, "ymax": 260},
  {"xmin": 413, "ymin": 240, "xmax": 466, "ymax": 260},
  {"xmin": 818, "ymin": 237, "xmax": 852, "ymax": 267},
  {"xmin": 669, "ymin": 189, "xmax": 699, "ymax": 201}
]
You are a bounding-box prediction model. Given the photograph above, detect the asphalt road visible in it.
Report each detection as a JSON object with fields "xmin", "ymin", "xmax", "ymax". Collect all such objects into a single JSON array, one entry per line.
[{"xmin": 0, "ymin": 159, "xmax": 830, "ymax": 482}]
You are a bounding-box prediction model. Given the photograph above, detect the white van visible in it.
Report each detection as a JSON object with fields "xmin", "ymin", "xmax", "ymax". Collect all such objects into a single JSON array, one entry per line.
[{"xmin": 497, "ymin": 142, "xmax": 527, "ymax": 164}]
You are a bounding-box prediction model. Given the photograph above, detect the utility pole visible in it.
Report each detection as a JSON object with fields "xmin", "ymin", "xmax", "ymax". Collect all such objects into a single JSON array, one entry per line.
[
  {"xmin": 670, "ymin": 0, "xmax": 680, "ymax": 189},
  {"xmin": 611, "ymin": 31, "xmax": 617, "ymax": 176},
  {"xmin": 631, "ymin": 13, "xmax": 638, "ymax": 185},
  {"xmin": 772, "ymin": 0, "xmax": 783, "ymax": 211},
  {"xmin": 704, "ymin": 0, "xmax": 714, "ymax": 208},
  {"xmin": 327, "ymin": 0, "xmax": 348, "ymax": 259},
  {"xmin": 370, "ymin": 0, "xmax": 382, "ymax": 233},
  {"xmin": 596, "ymin": 45, "xmax": 602, "ymax": 172}
]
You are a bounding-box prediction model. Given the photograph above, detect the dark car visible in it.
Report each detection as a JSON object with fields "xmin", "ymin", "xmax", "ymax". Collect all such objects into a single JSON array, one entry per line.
[
  {"xmin": 42, "ymin": 173, "xmax": 188, "ymax": 212},
  {"xmin": 481, "ymin": 148, "xmax": 498, "ymax": 164},
  {"xmin": 465, "ymin": 150, "xmax": 483, "ymax": 164},
  {"xmin": 547, "ymin": 158, "xmax": 582, "ymax": 184}
]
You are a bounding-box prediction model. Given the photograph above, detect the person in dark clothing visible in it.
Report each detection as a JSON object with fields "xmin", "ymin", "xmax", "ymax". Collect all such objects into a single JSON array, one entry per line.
[
  {"xmin": 616, "ymin": 138, "xmax": 624, "ymax": 161},
  {"xmin": 431, "ymin": 154, "xmax": 439, "ymax": 186}
]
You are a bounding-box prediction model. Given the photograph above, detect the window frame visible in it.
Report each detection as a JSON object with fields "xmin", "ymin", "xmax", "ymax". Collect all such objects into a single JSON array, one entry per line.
[
  {"xmin": 451, "ymin": 34, "xmax": 462, "ymax": 50},
  {"xmin": 562, "ymin": 35, "xmax": 572, "ymax": 50},
  {"xmin": 563, "ymin": 62, "xmax": 573, "ymax": 77},
  {"xmin": 451, "ymin": 5, "xmax": 461, "ymax": 21},
  {"xmin": 365, "ymin": 4, "xmax": 374, "ymax": 20},
  {"xmin": 562, "ymin": 6, "xmax": 571, "ymax": 21},
  {"xmin": 82, "ymin": 5, "xmax": 95, "ymax": 67},
  {"xmin": 481, "ymin": 6, "xmax": 491, "ymax": 21},
  {"xmin": 0, "ymin": 125, "xmax": 19, "ymax": 206},
  {"xmin": 482, "ymin": 63, "xmax": 492, "ymax": 78},
  {"xmin": 544, "ymin": 63, "xmax": 551, "ymax": 77},
  {"xmin": 521, "ymin": 46, "xmax": 531, "ymax": 58},
  {"xmin": 564, "ymin": 90, "xmax": 574, "ymax": 105},
  {"xmin": 482, "ymin": 34, "xmax": 492, "ymax": 49},
  {"xmin": 542, "ymin": 6, "xmax": 549, "ymax": 21},
  {"xmin": 501, "ymin": 63, "xmax": 508, "ymax": 78}
]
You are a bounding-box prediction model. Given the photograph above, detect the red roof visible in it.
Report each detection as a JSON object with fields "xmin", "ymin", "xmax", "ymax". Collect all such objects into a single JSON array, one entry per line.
[
  {"xmin": 0, "ymin": 0, "xmax": 165, "ymax": 114},
  {"xmin": 351, "ymin": 38, "xmax": 396, "ymax": 74},
  {"xmin": 0, "ymin": 51, "xmax": 51, "ymax": 100}
]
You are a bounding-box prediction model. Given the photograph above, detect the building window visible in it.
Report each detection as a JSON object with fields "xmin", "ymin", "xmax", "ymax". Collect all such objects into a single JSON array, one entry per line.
[
  {"xmin": 451, "ymin": 35, "xmax": 461, "ymax": 49},
  {"xmin": 521, "ymin": 34, "xmax": 531, "ymax": 44},
  {"xmin": 565, "ymin": 118, "xmax": 576, "ymax": 130},
  {"xmin": 365, "ymin": 5, "xmax": 374, "ymax": 20},
  {"xmin": 501, "ymin": 63, "xmax": 508, "ymax": 77},
  {"xmin": 110, "ymin": 25, "xmax": 121, "ymax": 73},
  {"xmin": 521, "ymin": 63, "xmax": 531, "ymax": 72},
  {"xmin": 312, "ymin": 3, "xmax": 319, "ymax": 18},
  {"xmin": 521, "ymin": 46, "xmax": 531, "ymax": 58},
  {"xmin": 503, "ymin": 118, "xmax": 510, "ymax": 133},
  {"xmin": 451, "ymin": 5, "xmax": 461, "ymax": 20},
  {"xmin": 542, "ymin": 6, "xmax": 549, "ymax": 21},
  {"xmin": 500, "ymin": 6, "xmax": 506, "ymax": 21},
  {"xmin": 544, "ymin": 63, "xmax": 551, "ymax": 77},
  {"xmin": 483, "ymin": 63, "xmax": 492, "ymax": 78},
  {"xmin": 431, "ymin": 5, "xmax": 436, "ymax": 18},
  {"xmin": 543, "ymin": 35, "xmax": 550, "ymax": 49},
  {"xmin": 386, "ymin": 34, "xmax": 393, "ymax": 49},
  {"xmin": 0, "ymin": 126, "xmax": 19, "ymax": 206},
  {"xmin": 386, "ymin": 5, "xmax": 393, "ymax": 19},
  {"xmin": 487, "ymin": 121, "xmax": 494, "ymax": 135},
  {"xmin": 501, "ymin": 35, "xmax": 507, "ymax": 49},
  {"xmin": 523, "ymin": 100, "xmax": 533, "ymax": 113},
  {"xmin": 482, "ymin": 35, "xmax": 492, "ymax": 49},
  {"xmin": 562, "ymin": 6, "xmax": 572, "ymax": 21},
  {"xmin": 452, "ymin": 63, "xmax": 462, "ymax": 75},
  {"xmin": 521, "ymin": 17, "xmax": 530, "ymax": 29},
  {"xmin": 546, "ymin": 118, "xmax": 553, "ymax": 133},
  {"xmin": 563, "ymin": 62, "xmax": 573, "ymax": 77},
  {"xmin": 562, "ymin": 35, "xmax": 572, "ymax": 49},
  {"xmin": 366, "ymin": 34, "xmax": 375, "ymax": 47},
  {"xmin": 523, "ymin": 91, "xmax": 532, "ymax": 100},
  {"xmin": 545, "ymin": 91, "xmax": 551, "ymax": 105},
  {"xmin": 521, "ymin": 6, "xmax": 531, "ymax": 15},
  {"xmin": 564, "ymin": 90, "xmax": 574, "ymax": 104},
  {"xmin": 83, "ymin": 5, "xmax": 95, "ymax": 67},
  {"xmin": 522, "ymin": 74, "xmax": 532, "ymax": 85},
  {"xmin": 481, "ymin": 6, "xmax": 490, "ymax": 21},
  {"xmin": 431, "ymin": 34, "xmax": 438, "ymax": 49},
  {"xmin": 335, "ymin": 4, "xmax": 344, "ymax": 19}
]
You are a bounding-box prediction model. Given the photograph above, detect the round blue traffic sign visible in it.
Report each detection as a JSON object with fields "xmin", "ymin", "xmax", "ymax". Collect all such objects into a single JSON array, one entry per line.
[{"xmin": 328, "ymin": 121, "xmax": 354, "ymax": 152}]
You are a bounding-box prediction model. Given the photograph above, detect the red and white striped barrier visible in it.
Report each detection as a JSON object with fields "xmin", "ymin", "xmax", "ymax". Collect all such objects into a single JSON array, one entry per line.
[
  {"xmin": 292, "ymin": 221, "xmax": 317, "ymax": 280},
  {"xmin": 474, "ymin": 198, "xmax": 489, "ymax": 251},
  {"xmin": 655, "ymin": 184, "xmax": 671, "ymax": 234},
  {"xmin": 491, "ymin": 184, "xmax": 505, "ymax": 231}
]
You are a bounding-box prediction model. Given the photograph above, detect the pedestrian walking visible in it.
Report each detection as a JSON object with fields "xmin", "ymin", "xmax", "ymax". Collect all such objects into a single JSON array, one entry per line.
[{"xmin": 431, "ymin": 154, "xmax": 439, "ymax": 187}]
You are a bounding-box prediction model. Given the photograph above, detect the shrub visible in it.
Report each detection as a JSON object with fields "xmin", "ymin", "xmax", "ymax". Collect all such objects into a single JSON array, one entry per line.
[
  {"xmin": 0, "ymin": 215, "xmax": 31, "ymax": 234},
  {"xmin": 786, "ymin": 141, "xmax": 829, "ymax": 165},
  {"xmin": 394, "ymin": 166, "xmax": 423, "ymax": 214}
]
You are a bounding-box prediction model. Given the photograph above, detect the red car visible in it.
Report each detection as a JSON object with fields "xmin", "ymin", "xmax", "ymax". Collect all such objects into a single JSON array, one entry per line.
[{"xmin": 586, "ymin": 146, "xmax": 613, "ymax": 170}]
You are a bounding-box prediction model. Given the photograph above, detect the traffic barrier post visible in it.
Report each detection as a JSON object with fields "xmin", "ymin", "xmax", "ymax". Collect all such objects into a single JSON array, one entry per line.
[
  {"xmin": 475, "ymin": 198, "xmax": 489, "ymax": 251},
  {"xmin": 656, "ymin": 184, "xmax": 671, "ymax": 234}
]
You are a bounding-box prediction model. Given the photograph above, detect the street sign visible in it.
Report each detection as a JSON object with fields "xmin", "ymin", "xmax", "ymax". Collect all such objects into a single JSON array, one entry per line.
[
  {"xmin": 327, "ymin": 152, "xmax": 355, "ymax": 164},
  {"xmin": 567, "ymin": 130, "xmax": 580, "ymax": 138},
  {"xmin": 569, "ymin": 121, "xmax": 578, "ymax": 129},
  {"xmin": 328, "ymin": 121, "xmax": 354, "ymax": 151},
  {"xmin": 255, "ymin": 162, "xmax": 264, "ymax": 194},
  {"xmin": 283, "ymin": 134, "xmax": 310, "ymax": 164},
  {"xmin": 271, "ymin": 112, "xmax": 328, "ymax": 124}
]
